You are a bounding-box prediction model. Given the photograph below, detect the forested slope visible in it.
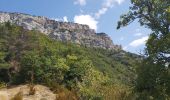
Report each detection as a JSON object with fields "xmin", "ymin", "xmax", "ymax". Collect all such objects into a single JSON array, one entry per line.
[{"xmin": 0, "ymin": 23, "xmax": 140, "ymax": 99}]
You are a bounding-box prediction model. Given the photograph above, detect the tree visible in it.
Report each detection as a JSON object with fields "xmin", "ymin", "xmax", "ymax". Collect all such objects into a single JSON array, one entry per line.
[
  {"xmin": 117, "ymin": 0, "xmax": 170, "ymax": 34},
  {"xmin": 117, "ymin": 0, "xmax": 170, "ymax": 67},
  {"xmin": 117, "ymin": 0, "xmax": 170, "ymax": 99}
]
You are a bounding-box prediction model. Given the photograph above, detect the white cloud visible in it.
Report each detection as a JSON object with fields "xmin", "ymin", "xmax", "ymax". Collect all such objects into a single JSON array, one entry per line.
[
  {"xmin": 104, "ymin": 0, "xmax": 114, "ymax": 7},
  {"xmin": 63, "ymin": 16, "xmax": 68, "ymax": 22},
  {"xmin": 51, "ymin": 16, "xmax": 69, "ymax": 22},
  {"xmin": 134, "ymin": 32, "xmax": 143, "ymax": 37},
  {"xmin": 95, "ymin": 7, "xmax": 108, "ymax": 19},
  {"xmin": 129, "ymin": 36, "xmax": 149, "ymax": 47},
  {"xmin": 74, "ymin": 14, "xmax": 98, "ymax": 31},
  {"xmin": 115, "ymin": 0, "xmax": 125, "ymax": 5},
  {"xmin": 74, "ymin": 0, "xmax": 86, "ymax": 6},
  {"xmin": 95, "ymin": 0, "xmax": 125, "ymax": 18},
  {"xmin": 95, "ymin": 0, "xmax": 113, "ymax": 19},
  {"xmin": 52, "ymin": 18, "xmax": 62, "ymax": 21}
]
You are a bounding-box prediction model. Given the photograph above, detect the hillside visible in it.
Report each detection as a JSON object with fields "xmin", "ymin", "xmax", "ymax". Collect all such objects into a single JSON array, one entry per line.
[
  {"xmin": 0, "ymin": 12, "xmax": 121, "ymax": 50},
  {"xmin": 0, "ymin": 0, "xmax": 168, "ymax": 99},
  {"xmin": 0, "ymin": 21, "xmax": 140, "ymax": 99}
]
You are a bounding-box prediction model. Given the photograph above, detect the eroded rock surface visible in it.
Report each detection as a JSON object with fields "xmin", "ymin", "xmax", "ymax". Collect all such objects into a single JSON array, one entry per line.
[
  {"xmin": 0, "ymin": 12, "xmax": 121, "ymax": 50},
  {"xmin": 0, "ymin": 85, "xmax": 56, "ymax": 100}
]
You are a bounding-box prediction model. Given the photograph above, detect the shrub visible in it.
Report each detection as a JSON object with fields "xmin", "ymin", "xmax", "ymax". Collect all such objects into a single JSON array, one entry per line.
[
  {"xmin": 28, "ymin": 84, "xmax": 36, "ymax": 95},
  {"xmin": 11, "ymin": 91, "xmax": 23, "ymax": 100},
  {"xmin": 55, "ymin": 90, "xmax": 78, "ymax": 100},
  {"xmin": 0, "ymin": 23, "xmax": 139, "ymax": 100},
  {"xmin": 46, "ymin": 82, "xmax": 78, "ymax": 100},
  {"xmin": 100, "ymin": 84, "xmax": 136, "ymax": 100},
  {"xmin": 0, "ymin": 82, "xmax": 6, "ymax": 89}
]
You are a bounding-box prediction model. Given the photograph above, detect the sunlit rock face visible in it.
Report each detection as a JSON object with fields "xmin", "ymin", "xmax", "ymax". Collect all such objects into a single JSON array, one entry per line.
[{"xmin": 0, "ymin": 12, "xmax": 121, "ymax": 50}]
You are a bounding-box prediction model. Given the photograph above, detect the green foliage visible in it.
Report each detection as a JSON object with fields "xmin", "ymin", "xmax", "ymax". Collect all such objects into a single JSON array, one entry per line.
[
  {"xmin": 117, "ymin": 0, "xmax": 170, "ymax": 35},
  {"xmin": 118, "ymin": 0, "xmax": 170, "ymax": 99},
  {"xmin": 135, "ymin": 58, "xmax": 170, "ymax": 100},
  {"xmin": 0, "ymin": 22, "xmax": 139, "ymax": 99},
  {"xmin": 0, "ymin": 81, "xmax": 6, "ymax": 89},
  {"xmin": 100, "ymin": 84, "xmax": 135, "ymax": 100}
]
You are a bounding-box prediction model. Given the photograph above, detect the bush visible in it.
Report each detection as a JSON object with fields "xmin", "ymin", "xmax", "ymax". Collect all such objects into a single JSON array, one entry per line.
[
  {"xmin": 28, "ymin": 84, "xmax": 36, "ymax": 95},
  {"xmin": 0, "ymin": 82, "xmax": 6, "ymax": 89},
  {"xmin": 55, "ymin": 91, "xmax": 78, "ymax": 100},
  {"xmin": 11, "ymin": 91, "xmax": 23, "ymax": 100},
  {"xmin": 0, "ymin": 23, "xmax": 139, "ymax": 99},
  {"xmin": 100, "ymin": 84, "xmax": 135, "ymax": 100},
  {"xmin": 45, "ymin": 82, "xmax": 78, "ymax": 100}
]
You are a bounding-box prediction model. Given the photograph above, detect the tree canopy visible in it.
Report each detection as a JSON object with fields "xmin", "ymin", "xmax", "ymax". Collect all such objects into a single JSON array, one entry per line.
[
  {"xmin": 0, "ymin": 22, "xmax": 139, "ymax": 99},
  {"xmin": 117, "ymin": 0, "xmax": 170, "ymax": 99}
]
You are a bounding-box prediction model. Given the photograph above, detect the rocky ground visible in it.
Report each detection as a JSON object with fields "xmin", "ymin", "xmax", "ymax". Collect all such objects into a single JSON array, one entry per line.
[{"xmin": 0, "ymin": 84, "xmax": 56, "ymax": 100}]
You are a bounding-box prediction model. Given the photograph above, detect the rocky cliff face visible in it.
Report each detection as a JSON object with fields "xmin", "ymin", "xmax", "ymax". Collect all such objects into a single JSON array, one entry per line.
[{"xmin": 0, "ymin": 12, "xmax": 121, "ymax": 50}]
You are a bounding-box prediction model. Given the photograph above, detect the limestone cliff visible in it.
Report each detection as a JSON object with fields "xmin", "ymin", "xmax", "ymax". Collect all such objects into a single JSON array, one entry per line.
[{"xmin": 0, "ymin": 12, "xmax": 121, "ymax": 50}]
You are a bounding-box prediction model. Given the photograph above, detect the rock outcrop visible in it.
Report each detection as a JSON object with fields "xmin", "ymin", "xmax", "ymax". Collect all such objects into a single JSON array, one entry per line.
[
  {"xmin": 0, "ymin": 84, "xmax": 78, "ymax": 100},
  {"xmin": 0, "ymin": 12, "xmax": 121, "ymax": 50},
  {"xmin": 0, "ymin": 85, "xmax": 56, "ymax": 100}
]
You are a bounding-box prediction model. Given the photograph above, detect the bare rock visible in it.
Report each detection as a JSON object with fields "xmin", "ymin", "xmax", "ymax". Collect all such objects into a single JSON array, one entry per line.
[
  {"xmin": 0, "ymin": 11, "xmax": 122, "ymax": 50},
  {"xmin": 0, "ymin": 84, "xmax": 56, "ymax": 100}
]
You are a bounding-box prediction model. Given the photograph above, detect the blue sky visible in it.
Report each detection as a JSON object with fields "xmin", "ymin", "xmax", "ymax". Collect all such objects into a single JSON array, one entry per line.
[{"xmin": 0, "ymin": 0, "xmax": 151, "ymax": 54}]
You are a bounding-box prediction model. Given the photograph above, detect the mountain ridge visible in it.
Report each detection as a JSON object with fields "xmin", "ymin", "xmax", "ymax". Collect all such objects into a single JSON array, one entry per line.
[{"xmin": 0, "ymin": 11, "xmax": 121, "ymax": 50}]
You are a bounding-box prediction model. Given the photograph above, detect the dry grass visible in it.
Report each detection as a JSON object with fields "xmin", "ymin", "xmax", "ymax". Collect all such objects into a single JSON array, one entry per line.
[
  {"xmin": 28, "ymin": 84, "xmax": 36, "ymax": 95},
  {"xmin": 100, "ymin": 85, "xmax": 134, "ymax": 100},
  {"xmin": 48, "ymin": 83, "xmax": 78, "ymax": 100},
  {"xmin": 55, "ymin": 90, "xmax": 78, "ymax": 100},
  {"xmin": 10, "ymin": 91, "xmax": 23, "ymax": 100}
]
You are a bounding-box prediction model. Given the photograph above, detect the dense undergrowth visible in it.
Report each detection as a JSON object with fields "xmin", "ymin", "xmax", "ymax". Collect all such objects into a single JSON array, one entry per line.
[{"xmin": 0, "ymin": 22, "xmax": 140, "ymax": 99}]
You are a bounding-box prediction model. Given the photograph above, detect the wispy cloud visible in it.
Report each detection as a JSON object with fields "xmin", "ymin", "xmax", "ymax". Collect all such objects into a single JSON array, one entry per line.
[
  {"xmin": 129, "ymin": 36, "xmax": 149, "ymax": 47},
  {"xmin": 73, "ymin": 0, "xmax": 125, "ymax": 31},
  {"xmin": 74, "ymin": 14, "xmax": 98, "ymax": 31},
  {"xmin": 74, "ymin": 0, "xmax": 86, "ymax": 6},
  {"xmin": 95, "ymin": 8, "xmax": 108, "ymax": 19},
  {"xmin": 115, "ymin": 0, "xmax": 125, "ymax": 5},
  {"xmin": 95, "ymin": 0, "xmax": 125, "ymax": 18},
  {"xmin": 134, "ymin": 32, "xmax": 143, "ymax": 37}
]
